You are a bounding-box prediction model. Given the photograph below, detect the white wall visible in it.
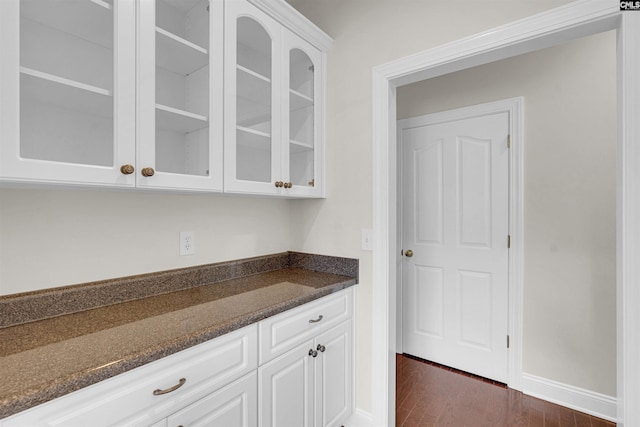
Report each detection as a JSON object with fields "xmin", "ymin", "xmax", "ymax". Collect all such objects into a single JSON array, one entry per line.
[
  {"xmin": 396, "ymin": 31, "xmax": 617, "ymax": 396},
  {"xmin": 285, "ymin": 0, "xmax": 584, "ymax": 414},
  {"xmin": 0, "ymin": 188, "xmax": 291, "ymax": 295}
]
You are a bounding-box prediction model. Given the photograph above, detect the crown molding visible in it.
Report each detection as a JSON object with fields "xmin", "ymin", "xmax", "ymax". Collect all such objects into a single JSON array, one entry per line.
[{"xmin": 248, "ymin": 0, "xmax": 333, "ymax": 51}]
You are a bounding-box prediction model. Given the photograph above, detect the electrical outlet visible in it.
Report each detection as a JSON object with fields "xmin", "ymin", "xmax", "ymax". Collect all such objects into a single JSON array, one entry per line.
[
  {"xmin": 179, "ymin": 231, "xmax": 195, "ymax": 256},
  {"xmin": 361, "ymin": 229, "xmax": 373, "ymax": 251}
]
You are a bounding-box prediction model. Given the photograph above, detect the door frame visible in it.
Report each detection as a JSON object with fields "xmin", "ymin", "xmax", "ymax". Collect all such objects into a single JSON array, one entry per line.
[
  {"xmin": 395, "ymin": 98, "xmax": 523, "ymax": 386},
  {"xmin": 371, "ymin": 2, "xmax": 639, "ymax": 426}
]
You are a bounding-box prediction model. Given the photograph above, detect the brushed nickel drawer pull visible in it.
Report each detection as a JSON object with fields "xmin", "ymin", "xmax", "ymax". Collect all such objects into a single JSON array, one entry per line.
[
  {"xmin": 309, "ymin": 315, "xmax": 324, "ymax": 323},
  {"xmin": 153, "ymin": 378, "xmax": 186, "ymax": 396}
]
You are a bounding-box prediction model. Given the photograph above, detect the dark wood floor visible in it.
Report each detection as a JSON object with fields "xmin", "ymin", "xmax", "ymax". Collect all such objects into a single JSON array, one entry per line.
[{"xmin": 396, "ymin": 354, "xmax": 616, "ymax": 427}]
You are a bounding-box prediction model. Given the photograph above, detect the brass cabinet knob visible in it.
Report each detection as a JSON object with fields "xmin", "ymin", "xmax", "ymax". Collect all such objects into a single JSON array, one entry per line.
[
  {"xmin": 275, "ymin": 181, "xmax": 284, "ymax": 188},
  {"xmin": 405, "ymin": 249, "xmax": 414, "ymax": 258},
  {"xmin": 141, "ymin": 167, "xmax": 155, "ymax": 177},
  {"xmin": 284, "ymin": 182, "xmax": 292, "ymax": 189},
  {"xmin": 120, "ymin": 164, "xmax": 135, "ymax": 175}
]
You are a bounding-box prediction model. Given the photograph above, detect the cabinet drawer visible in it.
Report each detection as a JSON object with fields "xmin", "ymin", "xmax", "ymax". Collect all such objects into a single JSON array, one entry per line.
[
  {"xmin": 2, "ymin": 325, "xmax": 257, "ymax": 427},
  {"xmin": 259, "ymin": 288, "xmax": 352, "ymax": 364}
]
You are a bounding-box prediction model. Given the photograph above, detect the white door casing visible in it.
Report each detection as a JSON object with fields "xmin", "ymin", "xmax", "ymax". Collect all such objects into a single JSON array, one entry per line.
[
  {"xmin": 372, "ymin": 2, "xmax": 639, "ymax": 426},
  {"xmin": 400, "ymin": 109, "xmax": 510, "ymax": 383}
]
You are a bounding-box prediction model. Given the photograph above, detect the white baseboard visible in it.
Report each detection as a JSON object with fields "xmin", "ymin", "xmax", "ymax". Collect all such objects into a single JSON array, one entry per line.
[
  {"xmin": 521, "ymin": 373, "xmax": 617, "ymax": 423},
  {"xmin": 345, "ymin": 408, "xmax": 374, "ymax": 426}
]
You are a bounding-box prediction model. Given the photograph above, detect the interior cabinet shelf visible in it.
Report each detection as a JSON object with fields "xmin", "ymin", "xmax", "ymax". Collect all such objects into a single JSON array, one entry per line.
[
  {"xmin": 290, "ymin": 90, "xmax": 313, "ymax": 112},
  {"xmin": 21, "ymin": 0, "xmax": 113, "ymax": 49},
  {"xmin": 237, "ymin": 64, "xmax": 270, "ymax": 83},
  {"xmin": 290, "ymin": 139, "xmax": 313, "ymax": 153},
  {"xmin": 236, "ymin": 65, "xmax": 271, "ymax": 131},
  {"xmin": 237, "ymin": 125, "xmax": 271, "ymax": 151},
  {"xmin": 155, "ymin": 103, "xmax": 208, "ymax": 133},
  {"xmin": 156, "ymin": 26, "xmax": 208, "ymax": 75},
  {"xmin": 237, "ymin": 66, "xmax": 271, "ymax": 104},
  {"xmin": 21, "ymin": 67, "xmax": 110, "ymax": 97},
  {"xmin": 20, "ymin": 67, "xmax": 113, "ymax": 118}
]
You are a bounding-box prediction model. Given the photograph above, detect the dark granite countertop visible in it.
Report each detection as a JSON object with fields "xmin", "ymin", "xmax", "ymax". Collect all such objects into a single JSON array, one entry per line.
[{"xmin": 0, "ymin": 252, "xmax": 358, "ymax": 419}]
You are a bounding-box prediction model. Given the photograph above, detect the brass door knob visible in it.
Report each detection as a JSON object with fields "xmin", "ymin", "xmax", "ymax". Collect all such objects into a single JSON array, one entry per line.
[
  {"xmin": 405, "ymin": 249, "xmax": 414, "ymax": 257},
  {"xmin": 120, "ymin": 164, "xmax": 134, "ymax": 175},
  {"xmin": 275, "ymin": 181, "xmax": 284, "ymax": 188},
  {"xmin": 141, "ymin": 167, "xmax": 155, "ymax": 177}
]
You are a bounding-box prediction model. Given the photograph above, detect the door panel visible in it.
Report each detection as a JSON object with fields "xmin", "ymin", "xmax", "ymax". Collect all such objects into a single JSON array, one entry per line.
[
  {"xmin": 259, "ymin": 340, "xmax": 314, "ymax": 427},
  {"xmin": 414, "ymin": 266, "xmax": 444, "ymax": 338},
  {"xmin": 401, "ymin": 111, "xmax": 509, "ymax": 382},
  {"xmin": 458, "ymin": 136, "xmax": 492, "ymax": 247},
  {"xmin": 315, "ymin": 320, "xmax": 352, "ymax": 427},
  {"xmin": 415, "ymin": 140, "xmax": 444, "ymax": 244}
]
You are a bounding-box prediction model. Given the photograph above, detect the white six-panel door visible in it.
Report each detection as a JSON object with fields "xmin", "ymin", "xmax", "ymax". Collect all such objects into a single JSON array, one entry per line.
[{"xmin": 400, "ymin": 111, "xmax": 509, "ymax": 382}]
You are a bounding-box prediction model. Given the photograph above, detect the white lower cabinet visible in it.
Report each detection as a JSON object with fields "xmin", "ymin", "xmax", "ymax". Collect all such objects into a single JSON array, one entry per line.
[
  {"xmin": 259, "ymin": 320, "xmax": 352, "ymax": 427},
  {"xmin": 0, "ymin": 288, "xmax": 353, "ymax": 427}
]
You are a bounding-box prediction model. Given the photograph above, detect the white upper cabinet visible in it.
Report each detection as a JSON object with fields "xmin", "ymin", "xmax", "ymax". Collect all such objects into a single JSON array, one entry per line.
[
  {"xmin": 0, "ymin": 0, "xmax": 136, "ymax": 187},
  {"xmin": 224, "ymin": 0, "xmax": 328, "ymax": 198},
  {"xmin": 0, "ymin": 0, "xmax": 329, "ymax": 196},
  {"xmin": 137, "ymin": 0, "xmax": 223, "ymax": 191},
  {"xmin": 0, "ymin": 0, "xmax": 223, "ymax": 191}
]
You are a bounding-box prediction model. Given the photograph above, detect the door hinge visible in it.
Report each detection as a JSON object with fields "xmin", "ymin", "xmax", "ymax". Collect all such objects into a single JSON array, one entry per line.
[
  {"xmin": 507, "ymin": 134, "xmax": 511, "ymax": 149},
  {"xmin": 507, "ymin": 335, "xmax": 510, "ymax": 349},
  {"xmin": 507, "ymin": 235, "xmax": 511, "ymax": 249}
]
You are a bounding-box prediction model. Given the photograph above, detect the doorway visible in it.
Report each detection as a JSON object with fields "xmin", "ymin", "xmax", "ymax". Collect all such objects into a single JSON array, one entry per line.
[{"xmin": 370, "ymin": 4, "xmax": 639, "ymax": 426}]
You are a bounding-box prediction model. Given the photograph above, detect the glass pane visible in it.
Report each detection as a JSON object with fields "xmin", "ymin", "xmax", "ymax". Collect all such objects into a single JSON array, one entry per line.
[
  {"xmin": 155, "ymin": 0, "xmax": 210, "ymax": 176},
  {"xmin": 236, "ymin": 17, "xmax": 272, "ymax": 183},
  {"xmin": 289, "ymin": 49, "xmax": 314, "ymax": 187},
  {"xmin": 19, "ymin": 0, "xmax": 114, "ymax": 166}
]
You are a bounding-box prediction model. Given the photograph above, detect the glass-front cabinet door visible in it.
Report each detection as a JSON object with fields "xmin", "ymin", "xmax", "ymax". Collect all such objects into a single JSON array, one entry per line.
[
  {"xmin": 137, "ymin": 0, "xmax": 223, "ymax": 191},
  {"xmin": 224, "ymin": 0, "xmax": 324, "ymax": 198},
  {"xmin": 224, "ymin": 0, "xmax": 282, "ymax": 196},
  {"xmin": 0, "ymin": 0, "xmax": 136, "ymax": 186},
  {"xmin": 283, "ymin": 31, "xmax": 322, "ymax": 198}
]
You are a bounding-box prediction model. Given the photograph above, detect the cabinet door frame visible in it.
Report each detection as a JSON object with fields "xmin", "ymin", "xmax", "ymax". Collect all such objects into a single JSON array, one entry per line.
[
  {"xmin": 224, "ymin": 0, "xmax": 284, "ymax": 196},
  {"xmin": 258, "ymin": 339, "xmax": 315, "ymax": 427},
  {"xmin": 0, "ymin": 0, "xmax": 136, "ymax": 187},
  {"xmin": 314, "ymin": 320, "xmax": 353, "ymax": 427},
  {"xmin": 136, "ymin": 0, "xmax": 224, "ymax": 192},
  {"xmin": 281, "ymin": 30, "xmax": 325, "ymax": 198}
]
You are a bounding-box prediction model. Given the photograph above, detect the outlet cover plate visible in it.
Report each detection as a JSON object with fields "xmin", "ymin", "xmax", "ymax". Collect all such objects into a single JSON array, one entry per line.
[{"xmin": 180, "ymin": 231, "xmax": 195, "ymax": 256}]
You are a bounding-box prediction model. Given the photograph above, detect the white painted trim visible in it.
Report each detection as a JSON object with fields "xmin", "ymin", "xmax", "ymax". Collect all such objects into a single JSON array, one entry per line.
[
  {"xmin": 351, "ymin": 285, "xmax": 358, "ymax": 420},
  {"xmin": 522, "ymin": 373, "xmax": 617, "ymax": 423},
  {"xmin": 617, "ymin": 12, "xmax": 640, "ymax": 427},
  {"xmin": 376, "ymin": 0, "xmax": 619, "ymax": 88},
  {"xmin": 344, "ymin": 408, "xmax": 373, "ymax": 427},
  {"xmin": 371, "ymin": 1, "xmax": 639, "ymax": 426},
  {"xmin": 248, "ymin": 0, "xmax": 333, "ymax": 51},
  {"xmin": 395, "ymin": 97, "xmax": 524, "ymax": 390}
]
